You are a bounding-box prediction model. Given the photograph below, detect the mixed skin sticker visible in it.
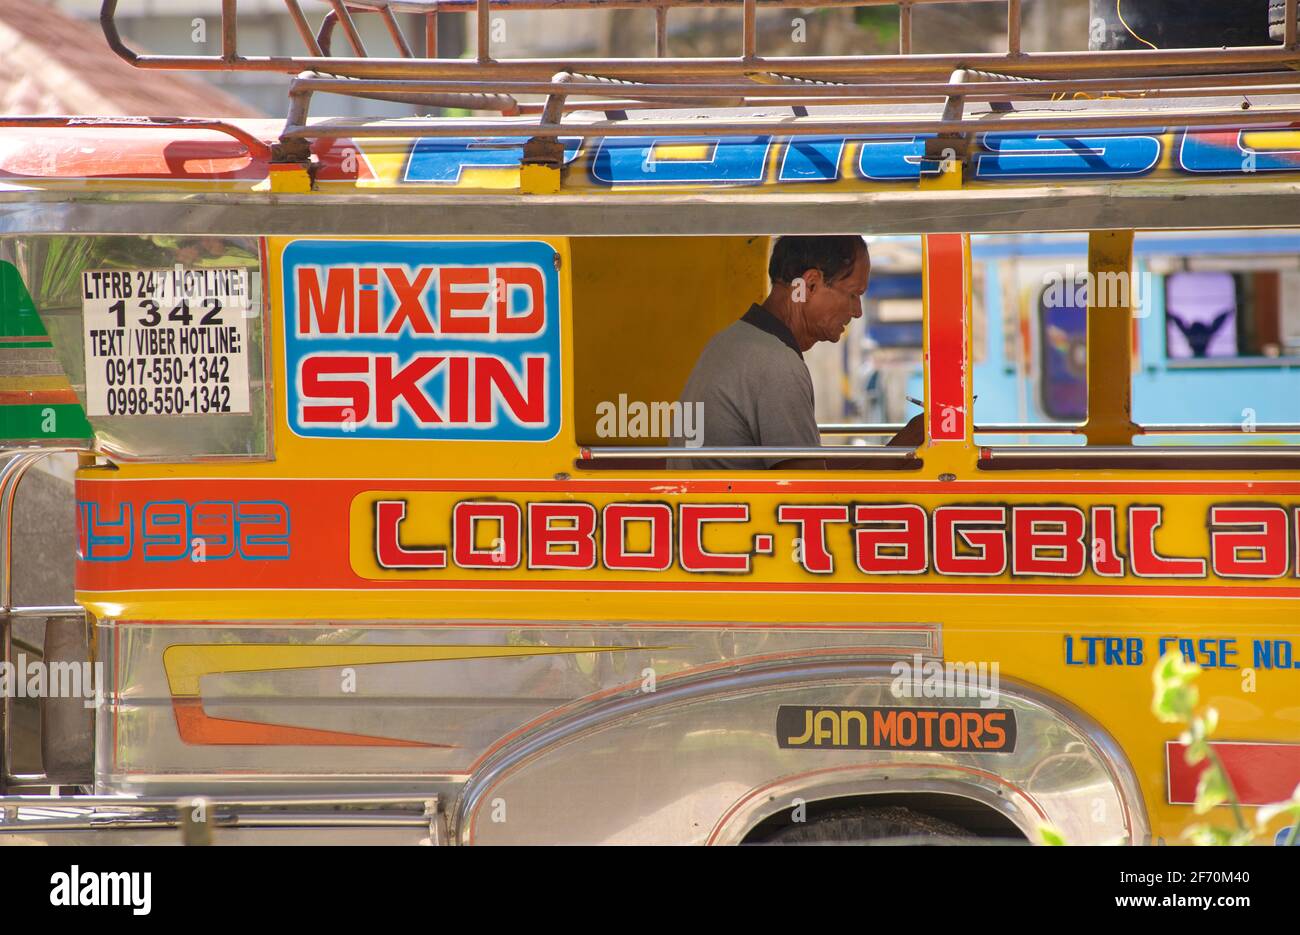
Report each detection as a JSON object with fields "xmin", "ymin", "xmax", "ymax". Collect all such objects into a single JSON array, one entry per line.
[{"xmin": 282, "ymin": 239, "xmax": 561, "ymax": 441}]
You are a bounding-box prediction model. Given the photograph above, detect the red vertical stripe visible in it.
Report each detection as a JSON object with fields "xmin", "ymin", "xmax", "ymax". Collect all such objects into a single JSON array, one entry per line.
[
  {"xmin": 1167, "ymin": 741, "xmax": 1300, "ymax": 806},
  {"xmin": 924, "ymin": 234, "xmax": 968, "ymax": 442}
]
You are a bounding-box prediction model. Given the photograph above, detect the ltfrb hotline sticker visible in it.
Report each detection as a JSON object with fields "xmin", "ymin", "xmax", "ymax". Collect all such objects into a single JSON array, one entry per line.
[
  {"xmin": 81, "ymin": 267, "xmax": 252, "ymax": 417},
  {"xmin": 282, "ymin": 240, "xmax": 562, "ymax": 441}
]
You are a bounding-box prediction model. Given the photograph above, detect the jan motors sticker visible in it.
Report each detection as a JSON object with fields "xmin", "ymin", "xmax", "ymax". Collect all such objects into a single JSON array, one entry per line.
[{"xmin": 776, "ymin": 705, "xmax": 1018, "ymax": 752}]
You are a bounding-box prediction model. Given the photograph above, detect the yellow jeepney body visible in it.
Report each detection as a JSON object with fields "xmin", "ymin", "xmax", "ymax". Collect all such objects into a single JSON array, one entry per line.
[{"xmin": 2, "ymin": 11, "xmax": 1300, "ymax": 843}]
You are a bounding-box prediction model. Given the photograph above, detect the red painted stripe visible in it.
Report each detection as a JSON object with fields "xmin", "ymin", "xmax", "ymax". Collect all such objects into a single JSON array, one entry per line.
[
  {"xmin": 0, "ymin": 389, "xmax": 79, "ymax": 405},
  {"xmin": 170, "ymin": 697, "xmax": 448, "ymax": 748},
  {"xmin": 72, "ymin": 477, "xmax": 1300, "ymax": 597},
  {"xmin": 1167, "ymin": 741, "xmax": 1300, "ymax": 806},
  {"xmin": 925, "ymin": 233, "xmax": 968, "ymax": 442},
  {"xmin": 78, "ymin": 477, "xmax": 1300, "ymax": 495}
]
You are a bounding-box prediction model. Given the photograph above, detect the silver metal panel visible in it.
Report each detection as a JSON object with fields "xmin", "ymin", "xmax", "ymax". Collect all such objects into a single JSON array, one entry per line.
[
  {"xmin": 459, "ymin": 662, "xmax": 1148, "ymax": 845},
  {"xmin": 6, "ymin": 185, "xmax": 1300, "ymax": 237},
  {"xmin": 97, "ymin": 620, "xmax": 938, "ymax": 797}
]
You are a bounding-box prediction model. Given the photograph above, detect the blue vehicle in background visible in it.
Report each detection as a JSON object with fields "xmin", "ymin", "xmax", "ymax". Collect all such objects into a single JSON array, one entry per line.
[{"xmin": 847, "ymin": 232, "xmax": 1300, "ymax": 445}]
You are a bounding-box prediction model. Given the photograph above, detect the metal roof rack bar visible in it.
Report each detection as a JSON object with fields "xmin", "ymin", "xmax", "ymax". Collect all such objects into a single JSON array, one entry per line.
[
  {"xmin": 280, "ymin": 103, "xmax": 1300, "ymax": 141},
  {"xmin": 95, "ymin": 1, "xmax": 1300, "ymax": 151}
]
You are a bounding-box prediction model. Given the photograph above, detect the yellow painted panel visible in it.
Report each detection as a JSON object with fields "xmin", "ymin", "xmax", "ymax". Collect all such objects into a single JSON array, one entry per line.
[{"xmin": 570, "ymin": 235, "xmax": 769, "ymax": 445}]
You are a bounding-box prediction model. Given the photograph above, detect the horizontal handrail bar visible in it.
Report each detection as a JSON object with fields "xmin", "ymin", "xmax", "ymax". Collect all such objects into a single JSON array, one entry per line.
[
  {"xmin": 580, "ymin": 446, "xmax": 913, "ymax": 459},
  {"xmin": 817, "ymin": 423, "xmax": 904, "ymax": 435},
  {"xmin": 1, "ymin": 793, "xmax": 437, "ymax": 808},
  {"xmin": 0, "ymin": 815, "xmax": 430, "ymax": 833},
  {"xmin": 1141, "ymin": 423, "xmax": 1300, "ymax": 434},
  {"xmin": 822, "ymin": 423, "xmax": 1300, "ymax": 436},
  {"xmin": 0, "ymin": 605, "xmax": 84, "ymax": 619},
  {"xmin": 982, "ymin": 446, "xmax": 1300, "ymax": 458}
]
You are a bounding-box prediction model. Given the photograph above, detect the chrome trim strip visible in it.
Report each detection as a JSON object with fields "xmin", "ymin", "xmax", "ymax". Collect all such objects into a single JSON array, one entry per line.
[{"xmin": 8, "ymin": 184, "xmax": 1300, "ymax": 236}]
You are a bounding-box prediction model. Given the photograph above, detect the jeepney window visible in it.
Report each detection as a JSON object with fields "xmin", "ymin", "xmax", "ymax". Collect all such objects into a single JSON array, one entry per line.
[
  {"xmin": 971, "ymin": 230, "xmax": 1300, "ymax": 454},
  {"xmin": 1131, "ymin": 232, "xmax": 1300, "ymax": 446},
  {"xmin": 972, "ymin": 234, "xmax": 1090, "ymax": 442},
  {"xmin": 1, "ymin": 235, "xmax": 268, "ymax": 460},
  {"xmin": 572, "ymin": 233, "xmax": 923, "ymax": 467}
]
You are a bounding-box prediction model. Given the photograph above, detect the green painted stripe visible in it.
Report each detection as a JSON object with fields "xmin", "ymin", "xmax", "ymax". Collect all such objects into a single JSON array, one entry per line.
[
  {"xmin": 0, "ymin": 403, "xmax": 93, "ymax": 441},
  {"xmin": 0, "ymin": 261, "xmax": 52, "ymax": 339}
]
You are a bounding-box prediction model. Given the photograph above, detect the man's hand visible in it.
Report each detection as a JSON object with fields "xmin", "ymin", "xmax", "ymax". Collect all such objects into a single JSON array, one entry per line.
[{"xmin": 887, "ymin": 413, "xmax": 925, "ymax": 448}]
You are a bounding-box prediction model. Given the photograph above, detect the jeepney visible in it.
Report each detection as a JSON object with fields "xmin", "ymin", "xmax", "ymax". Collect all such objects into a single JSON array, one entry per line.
[{"xmin": 1, "ymin": 0, "xmax": 1298, "ymax": 844}]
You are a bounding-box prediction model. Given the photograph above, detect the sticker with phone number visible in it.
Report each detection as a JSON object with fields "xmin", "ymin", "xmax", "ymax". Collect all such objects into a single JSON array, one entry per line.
[{"xmin": 81, "ymin": 267, "xmax": 253, "ymax": 417}]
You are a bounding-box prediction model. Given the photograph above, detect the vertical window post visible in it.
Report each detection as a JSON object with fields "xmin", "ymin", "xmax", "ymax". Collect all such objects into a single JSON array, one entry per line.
[
  {"xmin": 1082, "ymin": 230, "xmax": 1139, "ymax": 446},
  {"xmin": 922, "ymin": 233, "xmax": 974, "ymax": 460}
]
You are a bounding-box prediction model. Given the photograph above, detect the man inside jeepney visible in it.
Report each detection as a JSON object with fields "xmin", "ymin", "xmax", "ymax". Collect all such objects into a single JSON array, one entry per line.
[{"xmin": 676, "ymin": 235, "xmax": 924, "ymax": 469}]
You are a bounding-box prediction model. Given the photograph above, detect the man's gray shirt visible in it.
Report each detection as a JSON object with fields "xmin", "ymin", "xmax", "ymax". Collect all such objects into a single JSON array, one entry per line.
[{"xmin": 676, "ymin": 304, "xmax": 820, "ymax": 469}]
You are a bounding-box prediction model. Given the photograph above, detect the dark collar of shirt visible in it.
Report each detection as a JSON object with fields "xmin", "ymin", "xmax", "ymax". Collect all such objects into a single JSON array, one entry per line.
[{"xmin": 740, "ymin": 303, "xmax": 803, "ymax": 360}]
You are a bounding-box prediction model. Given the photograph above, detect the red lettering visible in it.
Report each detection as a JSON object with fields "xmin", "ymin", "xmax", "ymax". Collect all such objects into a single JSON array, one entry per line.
[
  {"xmin": 452, "ymin": 502, "xmax": 521, "ymax": 569},
  {"xmin": 602, "ymin": 503, "xmax": 672, "ymax": 571},
  {"xmin": 1210, "ymin": 506, "xmax": 1289, "ymax": 578},
  {"xmin": 297, "ymin": 267, "xmax": 354, "ymax": 334},
  {"xmin": 300, "ymin": 355, "xmax": 370, "ymax": 424},
  {"xmin": 1128, "ymin": 505, "xmax": 1206, "ymax": 577},
  {"xmin": 777, "ymin": 505, "xmax": 848, "ymax": 574},
  {"xmin": 440, "ymin": 266, "xmax": 491, "ymax": 334},
  {"xmin": 854, "ymin": 504, "xmax": 928, "ymax": 574},
  {"xmin": 1012, "ymin": 506, "xmax": 1086, "ymax": 576},
  {"xmin": 933, "ymin": 506, "xmax": 1007, "ymax": 576},
  {"xmin": 358, "ymin": 267, "xmax": 379, "ymax": 333},
  {"xmin": 474, "ymin": 356, "xmax": 546, "ymax": 425},
  {"xmin": 495, "ymin": 266, "xmax": 546, "ymax": 335},
  {"xmin": 383, "ymin": 266, "xmax": 435, "ymax": 335},
  {"xmin": 528, "ymin": 503, "xmax": 597, "ymax": 570},
  {"xmin": 375, "ymin": 500, "xmax": 447, "ymax": 569},
  {"xmin": 1090, "ymin": 505, "xmax": 1125, "ymax": 576},
  {"xmin": 374, "ymin": 356, "xmax": 443, "ymax": 424},
  {"xmin": 680, "ymin": 504, "xmax": 751, "ymax": 573}
]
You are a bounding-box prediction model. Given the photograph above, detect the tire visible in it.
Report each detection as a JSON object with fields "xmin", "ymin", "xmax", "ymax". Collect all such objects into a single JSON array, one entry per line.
[
  {"xmin": 760, "ymin": 805, "xmax": 971, "ymax": 845},
  {"xmin": 40, "ymin": 615, "xmax": 94, "ymax": 785}
]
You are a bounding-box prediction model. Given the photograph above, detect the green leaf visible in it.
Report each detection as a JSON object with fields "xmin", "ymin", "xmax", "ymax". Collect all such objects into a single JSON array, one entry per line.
[
  {"xmin": 1152, "ymin": 652, "xmax": 1200, "ymax": 723},
  {"xmin": 1183, "ymin": 823, "xmax": 1233, "ymax": 846},
  {"xmin": 1038, "ymin": 824, "xmax": 1067, "ymax": 846},
  {"xmin": 1194, "ymin": 765, "xmax": 1230, "ymax": 815}
]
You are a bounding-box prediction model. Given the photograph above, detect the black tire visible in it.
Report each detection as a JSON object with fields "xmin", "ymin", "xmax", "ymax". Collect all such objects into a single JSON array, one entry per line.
[{"xmin": 760, "ymin": 805, "xmax": 971, "ymax": 845}]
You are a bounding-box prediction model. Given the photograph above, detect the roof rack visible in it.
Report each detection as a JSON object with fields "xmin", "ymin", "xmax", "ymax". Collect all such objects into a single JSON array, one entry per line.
[{"xmin": 99, "ymin": 0, "xmax": 1300, "ymax": 162}]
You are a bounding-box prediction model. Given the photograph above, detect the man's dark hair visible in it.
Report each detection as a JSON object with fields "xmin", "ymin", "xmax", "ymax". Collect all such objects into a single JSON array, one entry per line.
[{"xmin": 768, "ymin": 235, "xmax": 866, "ymax": 286}]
